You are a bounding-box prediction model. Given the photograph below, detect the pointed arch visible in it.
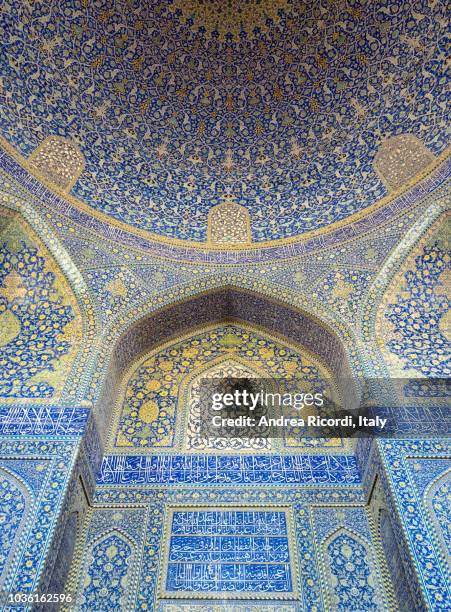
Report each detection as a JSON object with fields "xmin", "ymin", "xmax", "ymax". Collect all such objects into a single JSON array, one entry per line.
[
  {"xmin": 78, "ymin": 529, "xmax": 136, "ymax": 611},
  {"xmin": 0, "ymin": 203, "xmax": 96, "ymax": 402},
  {"xmin": 93, "ymin": 284, "xmax": 361, "ymax": 448},
  {"xmin": 321, "ymin": 527, "xmax": 383, "ymax": 611},
  {"xmin": 179, "ymin": 352, "xmax": 274, "ymax": 453},
  {"xmin": 0, "ymin": 468, "xmax": 32, "ymax": 586},
  {"xmin": 176, "ymin": 349, "xmax": 344, "ymax": 453},
  {"xmin": 105, "ymin": 317, "xmax": 348, "ymax": 453}
]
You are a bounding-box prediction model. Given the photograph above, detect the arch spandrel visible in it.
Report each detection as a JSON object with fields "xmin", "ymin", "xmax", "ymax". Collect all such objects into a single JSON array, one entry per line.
[
  {"xmin": 374, "ymin": 213, "xmax": 450, "ymax": 394},
  {"xmin": 0, "ymin": 206, "xmax": 83, "ymax": 401}
]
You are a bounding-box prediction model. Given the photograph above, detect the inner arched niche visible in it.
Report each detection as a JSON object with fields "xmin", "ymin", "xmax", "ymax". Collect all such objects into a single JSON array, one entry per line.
[
  {"xmin": 174, "ymin": 348, "xmax": 346, "ymax": 453},
  {"xmin": 95, "ymin": 287, "xmax": 360, "ymax": 451},
  {"xmin": 107, "ymin": 323, "xmax": 346, "ymax": 454},
  {"xmin": 180, "ymin": 354, "xmax": 272, "ymax": 453}
]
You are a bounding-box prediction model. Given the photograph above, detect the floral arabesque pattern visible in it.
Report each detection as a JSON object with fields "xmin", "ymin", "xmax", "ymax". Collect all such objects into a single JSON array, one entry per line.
[
  {"xmin": 80, "ymin": 533, "xmax": 133, "ymax": 611},
  {"xmin": 0, "ymin": 472, "xmax": 26, "ymax": 579},
  {"xmin": 327, "ymin": 532, "xmax": 378, "ymax": 611},
  {"xmin": 0, "ymin": 242, "xmax": 75, "ymax": 398},
  {"xmin": 385, "ymin": 241, "xmax": 450, "ymax": 378}
]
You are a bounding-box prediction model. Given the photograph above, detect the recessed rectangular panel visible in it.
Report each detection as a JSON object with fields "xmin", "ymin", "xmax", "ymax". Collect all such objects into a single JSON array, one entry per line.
[{"xmin": 159, "ymin": 507, "xmax": 298, "ymax": 600}]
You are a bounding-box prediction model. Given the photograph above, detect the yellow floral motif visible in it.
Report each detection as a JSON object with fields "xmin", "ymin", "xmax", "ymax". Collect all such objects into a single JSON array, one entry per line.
[
  {"xmin": 439, "ymin": 308, "xmax": 450, "ymax": 342},
  {"xmin": 220, "ymin": 333, "xmax": 242, "ymax": 348},
  {"xmin": 139, "ymin": 400, "xmax": 160, "ymax": 424},
  {"xmin": 183, "ymin": 347, "xmax": 199, "ymax": 358},
  {"xmin": 159, "ymin": 361, "xmax": 173, "ymax": 371},
  {"xmin": 169, "ymin": 0, "xmax": 291, "ymax": 41},
  {"xmin": 113, "ymin": 325, "xmax": 332, "ymax": 450},
  {"xmin": 0, "ymin": 310, "xmax": 21, "ymax": 348},
  {"xmin": 332, "ymin": 280, "xmax": 354, "ymax": 299},
  {"xmin": 0, "ymin": 271, "xmax": 28, "ymax": 300},
  {"xmin": 259, "ymin": 347, "xmax": 275, "ymax": 359},
  {"xmin": 145, "ymin": 379, "xmax": 161, "ymax": 392},
  {"xmin": 0, "ymin": 211, "xmax": 82, "ymax": 400},
  {"xmin": 106, "ymin": 278, "xmax": 128, "ymax": 298}
]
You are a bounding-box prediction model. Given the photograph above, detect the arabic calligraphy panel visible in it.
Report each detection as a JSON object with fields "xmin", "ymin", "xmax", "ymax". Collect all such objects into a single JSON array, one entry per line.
[{"xmin": 160, "ymin": 507, "xmax": 298, "ymax": 600}]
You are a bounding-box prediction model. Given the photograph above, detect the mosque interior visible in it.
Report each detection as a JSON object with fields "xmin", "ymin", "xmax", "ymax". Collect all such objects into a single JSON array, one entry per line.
[{"xmin": 0, "ymin": 0, "xmax": 449, "ymax": 610}]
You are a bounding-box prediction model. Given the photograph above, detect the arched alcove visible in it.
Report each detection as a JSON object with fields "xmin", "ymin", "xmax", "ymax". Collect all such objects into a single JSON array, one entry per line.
[
  {"xmin": 0, "ymin": 468, "xmax": 31, "ymax": 587},
  {"xmin": 106, "ymin": 322, "xmax": 347, "ymax": 454},
  {"xmin": 76, "ymin": 529, "xmax": 136, "ymax": 610},
  {"xmin": 181, "ymin": 355, "xmax": 270, "ymax": 452},
  {"xmin": 322, "ymin": 527, "xmax": 383, "ymax": 610},
  {"xmin": 207, "ymin": 198, "xmax": 251, "ymax": 244},
  {"xmin": 94, "ymin": 287, "xmax": 360, "ymax": 448}
]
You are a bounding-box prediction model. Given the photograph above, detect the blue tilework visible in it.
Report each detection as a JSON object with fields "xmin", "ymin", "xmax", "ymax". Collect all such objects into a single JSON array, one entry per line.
[
  {"xmin": 0, "ymin": 0, "xmax": 449, "ymax": 242},
  {"xmin": 377, "ymin": 439, "xmax": 451, "ymax": 610},
  {"xmin": 0, "ymin": 438, "xmax": 80, "ymax": 595},
  {"xmin": 0, "ymin": 405, "xmax": 89, "ymax": 436},
  {"xmin": 165, "ymin": 510, "xmax": 292, "ymax": 594},
  {"xmin": 0, "ymin": 152, "xmax": 449, "ymax": 263},
  {"xmin": 385, "ymin": 241, "xmax": 450, "ymax": 382},
  {"xmin": 0, "ymin": 459, "xmax": 51, "ymax": 495},
  {"xmin": 0, "ymin": 471, "xmax": 27, "ymax": 578},
  {"xmin": 80, "ymin": 532, "xmax": 133, "ymax": 611},
  {"xmin": 71, "ymin": 488, "xmax": 396, "ymax": 611},
  {"xmin": 326, "ymin": 532, "xmax": 377, "ymax": 610},
  {"xmin": 0, "ymin": 241, "xmax": 75, "ymax": 398},
  {"xmin": 379, "ymin": 510, "xmax": 417, "ymax": 612},
  {"xmin": 97, "ymin": 454, "xmax": 361, "ymax": 486}
]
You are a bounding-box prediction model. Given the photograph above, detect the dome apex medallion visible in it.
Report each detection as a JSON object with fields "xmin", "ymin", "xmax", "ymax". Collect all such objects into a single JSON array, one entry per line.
[{"xmin": 169, "ymin": 0, "xmax": 291, "ymax": 40}]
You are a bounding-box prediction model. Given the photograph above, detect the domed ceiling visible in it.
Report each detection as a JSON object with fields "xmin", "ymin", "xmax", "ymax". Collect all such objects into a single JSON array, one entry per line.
[{"xmin": 0, "ymin": 0, "xmax": 448, "ymax": 244}]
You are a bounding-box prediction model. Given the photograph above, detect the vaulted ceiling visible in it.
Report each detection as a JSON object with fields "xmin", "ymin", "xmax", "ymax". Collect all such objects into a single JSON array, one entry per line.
[{"xmin": 0, "ymin": 0, "xmax": 448, "ymax": 244}]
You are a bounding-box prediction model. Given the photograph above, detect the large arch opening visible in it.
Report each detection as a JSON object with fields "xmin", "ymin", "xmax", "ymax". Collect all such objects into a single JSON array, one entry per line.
[{"xmin": 94, "ymin": 286, "xmax": 360, "ymax": 449}]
